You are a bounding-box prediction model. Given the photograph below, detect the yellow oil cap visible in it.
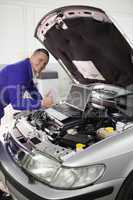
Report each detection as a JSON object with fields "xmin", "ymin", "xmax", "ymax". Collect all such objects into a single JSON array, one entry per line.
[
  {"xmin": 105, "ymin": 127, "xmax": 114, "ymax": 133},
  {"xmin": 76, "ymin": 143, "xmax": 86, "ymax": 151}
]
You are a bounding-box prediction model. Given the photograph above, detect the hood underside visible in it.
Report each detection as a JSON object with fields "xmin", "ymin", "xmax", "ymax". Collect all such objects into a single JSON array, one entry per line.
[{"xmin": 35, "ymin": 5, "xmax": 133, "ymax": 87}]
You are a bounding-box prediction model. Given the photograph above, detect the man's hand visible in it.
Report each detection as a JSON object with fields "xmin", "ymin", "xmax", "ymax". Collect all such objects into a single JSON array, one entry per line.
[{"xmin": 41, "ymin": 96, "xmax": 54, "ymax": 108}]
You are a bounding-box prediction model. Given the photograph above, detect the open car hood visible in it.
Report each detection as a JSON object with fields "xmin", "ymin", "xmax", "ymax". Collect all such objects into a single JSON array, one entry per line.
[{"xmin": 35, "ymin": 5, "xmax": 133, "ymax": 87}]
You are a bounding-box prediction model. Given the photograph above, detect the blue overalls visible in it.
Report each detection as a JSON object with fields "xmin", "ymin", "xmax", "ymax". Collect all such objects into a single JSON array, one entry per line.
[{"xmin": 0, "ymin": 58, "xmax": 42, "ymax": 119}]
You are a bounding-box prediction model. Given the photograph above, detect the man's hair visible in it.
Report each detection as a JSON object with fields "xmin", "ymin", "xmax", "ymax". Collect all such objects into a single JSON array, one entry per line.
[{"xmin": 33, "ymin": 48, "xmax": 49, "ymax": 59}]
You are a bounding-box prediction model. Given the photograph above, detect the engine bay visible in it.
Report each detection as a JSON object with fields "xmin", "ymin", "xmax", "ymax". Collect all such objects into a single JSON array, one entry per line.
[{"xmin": 7, "ymin": 84, "xmax": 133, "ymax": 161}]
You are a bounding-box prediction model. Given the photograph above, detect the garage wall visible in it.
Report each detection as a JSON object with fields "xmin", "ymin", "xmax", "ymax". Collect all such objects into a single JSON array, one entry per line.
[{"xmin": 0, "ymin": 0, "xmax": 133, "ymax": 63}]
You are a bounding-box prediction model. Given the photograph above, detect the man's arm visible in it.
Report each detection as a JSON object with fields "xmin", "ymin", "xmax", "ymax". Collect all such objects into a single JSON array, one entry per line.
[
  {"xmin": 27, "ymin": 80, "xmax": 54, "ymax": 108},
  {"xmin": 8, "ymin": 84, "xmax": 42, "ymax": 110},
  {"xmin": 27, "ymin": 80, "xmax": 42, "ymax": 100}
]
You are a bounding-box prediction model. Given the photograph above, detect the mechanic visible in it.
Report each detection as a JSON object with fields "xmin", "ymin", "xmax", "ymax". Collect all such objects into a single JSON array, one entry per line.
[
  {"xmin": 0, "ymin": 48, "xmax": 53, "ymax": 121},
  {"xmin": 0, "ymin": 48, "xmax": 53, "ymax": 199}
]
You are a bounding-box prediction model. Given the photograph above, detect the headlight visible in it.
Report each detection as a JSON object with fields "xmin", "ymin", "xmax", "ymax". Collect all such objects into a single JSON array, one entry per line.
[
  {"xmin": 21, "ymin": 151, "xmax": 61, "ymax": 183},
  {"xmin": 50, "ymin": 165, "xmax": 105, "ymax": 189},
  {"xmin": 21, "ymin": 151, "xmax": 105, "ymax": 189}
]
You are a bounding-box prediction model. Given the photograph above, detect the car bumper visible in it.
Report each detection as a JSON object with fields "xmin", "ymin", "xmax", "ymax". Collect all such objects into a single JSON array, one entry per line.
[{"xmin": 0, "ymin": 140, "xmax": 124, "ymax": 200}]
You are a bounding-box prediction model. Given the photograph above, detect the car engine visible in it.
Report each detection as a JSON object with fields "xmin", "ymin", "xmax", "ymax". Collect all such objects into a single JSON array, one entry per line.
[{"xmin": 6, "ymin": 84, "xmax": 133, "ymax": 161}]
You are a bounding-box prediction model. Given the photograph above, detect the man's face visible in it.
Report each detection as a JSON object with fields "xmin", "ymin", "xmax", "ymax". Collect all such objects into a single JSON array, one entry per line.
[{"xmin": 31, "ymin": 52, "xmax": 49, "ymax": 74}]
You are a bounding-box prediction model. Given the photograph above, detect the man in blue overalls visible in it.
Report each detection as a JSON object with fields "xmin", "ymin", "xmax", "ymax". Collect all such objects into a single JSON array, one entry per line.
[
  {"xmin": 0, "ymin": 48, "xmax": 53, "ymax": 121},
  {"xmin": 0, "ymin": 48, "xmax": 53, "ymax": 199}
]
